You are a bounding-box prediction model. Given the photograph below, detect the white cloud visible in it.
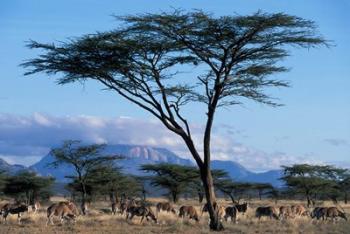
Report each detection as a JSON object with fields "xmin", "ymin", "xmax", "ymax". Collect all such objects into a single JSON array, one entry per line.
[{"xmin": 0, "ymin": 113, "xmax": 320, "ymax": 171}]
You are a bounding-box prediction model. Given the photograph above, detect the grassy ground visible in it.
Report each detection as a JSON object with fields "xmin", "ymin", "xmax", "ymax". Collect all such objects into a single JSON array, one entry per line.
[{"xmin": 0, "ymin": 198, "xmax": 349, "ymax": 234}]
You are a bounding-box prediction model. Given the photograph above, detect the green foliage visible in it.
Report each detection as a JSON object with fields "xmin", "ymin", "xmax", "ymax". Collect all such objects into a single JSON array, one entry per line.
[
  {"xmin": 4, "ymin": 171, "xmax": 54, "ymax": 203},
  {"xmin": 281, "ymin": 164, "xmax": 348, "ymax": 205},
  {"xmin": 215, "ymin": 178, "xmax": 255, "ymax": 203},
  {"xmin": 50, "ymin": 140, "xmax": 122, "ymax": 208},
  {"xmin": 22, "ymin": 10, "xmax": 327, "ymax": 109},
  {"xmin": 141, "ymin": 164, "xmax": 198, "ymax": 203}
]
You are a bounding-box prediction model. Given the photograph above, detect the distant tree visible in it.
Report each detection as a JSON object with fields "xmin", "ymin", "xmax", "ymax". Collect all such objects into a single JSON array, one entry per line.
[
  {"xmin": 4, "ymin": 171, "xmax": 54, "ymax": 204},
  {"xmin": 141, "ymin": 164, "xmax": 197, "ymax": 203},
  {"xmin": 0, "ymin": 170, "xmax": 7, "ymax": 196},
  {"xmin": 281, "ymin": 164, "xmax": 347, "ymax": 207},
  {"xmin": 70, "ymin": 164, "xmax": 143, "ymax": 202},
  {"xmin": 265, "ymin": 187, "xmax": 280, "ymax": 204},
  {"xmin": 23, "ymin": 10, "xmax": 328, "ymax": 230},
  {"xmin": 339, "ymin": 175, "xmax": 350, "ymax": 204},
  {"xmin": 252, "ymin": 183, "xmax": 274, "ymax": 200},
  {"xmin": 215, "ymin": 179, "xmax": 253, "ymax": 203},
  {"xmin": 50, "ymin": 140, "xmax": 122, "ymax": 215}
]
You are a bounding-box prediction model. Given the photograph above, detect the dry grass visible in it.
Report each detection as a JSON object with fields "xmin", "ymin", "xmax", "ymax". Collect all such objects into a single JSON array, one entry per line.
[{"xmin": 0, "ymin": 198, "xmax": 349, "ymax": 234}]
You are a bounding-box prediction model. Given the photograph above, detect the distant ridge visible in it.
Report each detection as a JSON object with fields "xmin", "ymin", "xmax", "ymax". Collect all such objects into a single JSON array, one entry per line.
[
  {"xmin": 29, "ymin": 144, "xmax": 193, "ymax": 181},
  {"xmin": 0, "ymin": 158, "xmax": 27, "ymax": 174},
  {"xmin": 2, "ymin": 144, "xmax": 283, "ymax": 186}
]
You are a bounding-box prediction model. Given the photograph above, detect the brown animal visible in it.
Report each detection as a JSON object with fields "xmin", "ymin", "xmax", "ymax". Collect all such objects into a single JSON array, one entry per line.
[
  {"xmin": 311, "ymin": 207, "xmax": 327, "ymax": 220},
  {"xmin": 58, "ymin": 201, "xmax": 80, "ymax": 216},
  {"xmin": 31, "ymin": 201, "xmax": 41, "ymax": 213},
  {"xmin": 326, "ymin": 207, "xmax": 347, "ymax": 222},
  {"xmin": 156, "ymin": 202, "xmax": 176, "ymax": 215},
  {"xmin": 1, "ymin": 203, "xmax": 28, "ymax": 224},
  {"xmin": 46, "ymin": 202, "xmax": 77, "ymax": 225},
  {"xmin": 279, "ymin": 206, "xmax": 294, "ymax": 220},
  {"xmin": 256, "ymin": 206, "xmax": 279, "ymax": 220},
  {"xmin": 201, "ymin": 202, "xmax": 222, "ymax": 215},
  {"xmin": 120, "ymin": 199, "xmax": 137, "ymax": 215},
  {"xmin": 224, "ymin": 206, "xmax": 237, "ymax": 223},
  {"xmin": 179, "ymin": 205, "xmax": 199, "ymax": 222},
  {"xmin": 126, "ymin": 205, "xmax": 157, "ymax": 223},
  {"xmin": 291, "ymin": 204, "xmax": 309, "ymax": 217}
]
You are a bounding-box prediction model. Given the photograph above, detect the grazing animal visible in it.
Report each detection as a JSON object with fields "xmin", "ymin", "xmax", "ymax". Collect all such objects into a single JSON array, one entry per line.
[
  {"xmin": 201, "ymin": 202, "xmax": 221, "ymax": 215},
  {"xmin": 58, "ymin": 201, "xmax": 80, "ymax": 216},
  {"xmin": 179, "ymin": 205, "xmax": 199, "ymax": 222},
  {"xmin": 279, "ymin": 206, "xmax": 294, "ymax": 220},
  {"xmin": 81, "ymin": 202, "xmax": 88, "ymax": 215},
  {"xmin": 326, "ymin": 207, "xmax": 347, "ymax": 222},
  {"xmin": 235, "ymin": 202, "xmax": 248, "ymax": 215},
  {"xmin": 1, "ymin": 203, "xmax": 28, "ymax": 224},
  {"xmin": 224, "ymin": 206, "xmax": 237, "ymax": 223},
  {"xmin": 120, "ymin": 199, "xmax": 137, "ymax": 215},
  {"xmin": 311, "ymin": 207, "xmax": 327, "ymax": 220},
  {"xmin": 291, "ymin": 204, "xmax": 309, "ymax": 217},
  {"xmin": 46, "ymin": 202, "xmax": 77, "ymax": 225},
  {"xmin": 31, "ymin": 201, "xmax": 41, "ymax": 213},
  {"xmin": 217, "ymin": 206, "xmax": 226, "ymax": 221},
  {"xmin": 255, "ymin": 206, "xmax": 279, "ymax": 220},
  {"xmin": 111, "ymin": 202, "xmax": 117, "ymax": 215},
  {"xmin": 126, "ymin": 205, "xmax": 157, "ymax": 223},
  {"xmin": 156, "ymin": 202, "xmax": 176, "ymax": 215}
]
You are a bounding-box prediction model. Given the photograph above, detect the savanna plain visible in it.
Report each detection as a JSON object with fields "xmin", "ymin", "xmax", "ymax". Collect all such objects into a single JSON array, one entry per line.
[{"xmin": 0, "ymin": 197, "xmax": 348, "ymax": 234}]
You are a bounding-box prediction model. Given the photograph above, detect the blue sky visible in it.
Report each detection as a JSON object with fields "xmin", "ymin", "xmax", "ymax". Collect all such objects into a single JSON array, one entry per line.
[{"xmin": 0, "ymin": 0, "xmax": 349, "ymax": 170}]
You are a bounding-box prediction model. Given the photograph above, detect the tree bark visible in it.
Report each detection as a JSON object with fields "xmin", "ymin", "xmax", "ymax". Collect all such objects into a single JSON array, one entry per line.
[
  {"xmin": 345, "ymin": 192, "xmax": 348, "ymax": 204},
  {"xmin": 200, "ymin": 167, "xmax": 224, "ymax": 231},
  {"xmin": 197, "ymin": 189, "xmax": 204, "ymax": 203},
  {"xmin": 306, "ymin": 194, "xmax": 312, "ymax": 208},
  {"xmin": 80, "ymin": 183, "xmax": 88, "ymax": 215},
  {"xmin": 228, "ymin": 194, "xmax": 236, "ymax": 204}
]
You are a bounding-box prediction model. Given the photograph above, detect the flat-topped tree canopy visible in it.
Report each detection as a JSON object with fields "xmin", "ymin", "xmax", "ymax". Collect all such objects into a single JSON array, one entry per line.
[{"xmin": 22, "ymin": 10, "xmax": 328, "ymax": 231}]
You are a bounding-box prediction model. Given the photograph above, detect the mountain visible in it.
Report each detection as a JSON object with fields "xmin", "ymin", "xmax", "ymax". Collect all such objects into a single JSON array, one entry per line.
[
  {"xmin": 29, "ymin": 144, "xmax": 193, "ymax": 181},
  {"xmin": 211, "ymin": 160, "xmax": 254, "ymax": 180},
  {"xmin": 0, "ymin": 158, "xmax": 27, "ymax": 174},
  {"xmin": 211, "ymin": 160, "xmax": 283, "ymax": 187},
  {"xmin": 20, "ymin": 144, "xmax": 282, "ymax": 186}
]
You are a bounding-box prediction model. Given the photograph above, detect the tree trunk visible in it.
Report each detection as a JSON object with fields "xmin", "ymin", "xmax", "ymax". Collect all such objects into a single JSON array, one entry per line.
[
  {"xmin": 306, "ymin": 195, "xmax": 312, "ymax": 208},
  {"xmin": 344, "ymin": 192, "xmax": 348, "ymax": 204},
  {"xmin": 200, "ymin": 167, "xmax": 224, "ymax": 231},
  {"xmin": 80, "ymin": 183, "xmax": 88, "ymax": 215},
  {"xmin": 197, "ymin": 189, "xmax": 204, "ymax": 203},
  {"xmin": 142, "ymin": 188, "xmax": 146, "ymax": 201},
  {"xmin": 228, "ymin": 194, "xmax": 236, "ymax": 204},
  {"xmin": 109, "ymin": 191, "xmax": 115, "ymax": 203},
  {"xmin": 172, "ymin": 191, "xmax": 177, "ymax": 203}
]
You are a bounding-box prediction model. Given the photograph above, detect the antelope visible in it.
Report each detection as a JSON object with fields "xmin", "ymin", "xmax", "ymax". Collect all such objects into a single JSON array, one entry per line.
[{"xmin": 179, "ymin": 205, "xmax": 199, "ymax": 222}]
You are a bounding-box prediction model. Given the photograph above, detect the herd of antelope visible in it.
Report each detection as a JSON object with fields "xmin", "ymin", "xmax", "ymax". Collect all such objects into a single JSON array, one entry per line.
[
  {"xmin": 0, "ymin": 199, "xmax": 347, "ymax": 226},
  {"xmin": 109, "ymin": 199, "xmax": 348, "ymax": 225}
]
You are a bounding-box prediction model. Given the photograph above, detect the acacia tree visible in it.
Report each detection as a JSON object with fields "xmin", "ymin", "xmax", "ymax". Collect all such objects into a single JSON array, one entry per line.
[
  {"xmin": 252, "ymin": 183, "xmax": 274, "ymax": 200},
  {"xmin": 4, "ymin": 171, "xmax": 54, "ymax": 204},
  {"xmin": 141, "ymin": 164, "xmax": 197, "ymax": 203},
  {"xmin": 50, "ymin": 140, "xmax": 121, "ymax": 215},
  {"xmin": 215, "ymin": 179, "xmax": 253, "ymax": 203},
  {"xmin": 22, "ymin": 11, "xmax": 327, "ymax": 230},
  {"xmin": 87, "ymin": 165, "xmax": 144, "ymax": 202},
  {"xmin": 281, "ymin": 164, "xmax": 346, "ymax": 207}
]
